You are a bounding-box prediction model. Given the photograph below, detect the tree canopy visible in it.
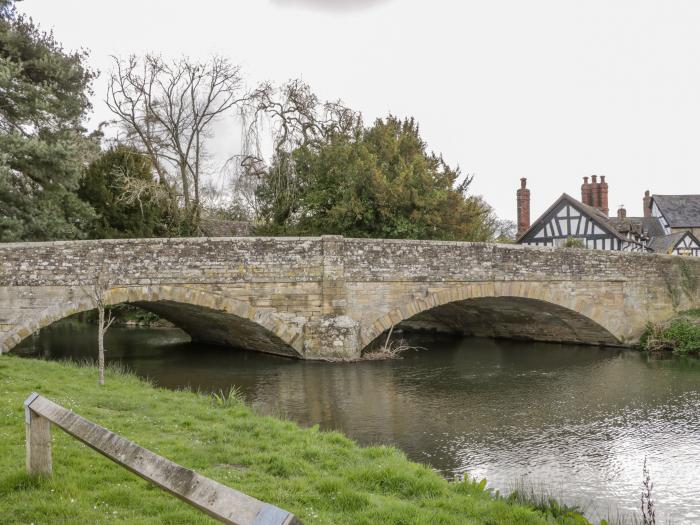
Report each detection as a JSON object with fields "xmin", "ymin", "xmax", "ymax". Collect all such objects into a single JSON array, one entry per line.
[
  {"xmin": 255, "ymin": 115, "xmax": 499, "ymax": 241},
  {"xmin": 0, "ymin": 2, "xmax": 98, "ymax": 241}
]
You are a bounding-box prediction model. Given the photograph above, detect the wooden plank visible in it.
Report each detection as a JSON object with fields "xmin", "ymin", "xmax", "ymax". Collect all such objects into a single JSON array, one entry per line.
[
  {"xmin": 24, "ymin": 393, "xmax": 301, "ymax": 525},
  {"xmin": 25, "ymin": 392, "xmax": 52, "ymax": 476}
]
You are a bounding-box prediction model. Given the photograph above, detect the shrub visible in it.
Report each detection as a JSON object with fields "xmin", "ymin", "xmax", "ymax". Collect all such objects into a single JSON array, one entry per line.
[
  {"xmin": 641, "ymin": 317, "xmax": 700, "ymax": 355},
  {"xmin": 563, "ymin": 237, "xmax": 585, "ymax": 249}
]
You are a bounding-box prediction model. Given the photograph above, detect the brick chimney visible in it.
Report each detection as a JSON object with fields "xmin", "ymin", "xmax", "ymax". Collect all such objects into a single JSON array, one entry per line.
[
  {"xmin": 581, "ymin": 176, "xmax": 592, "ymax": 207},
  {"xmin": 582, "ymin": 175, "xmax": 609, "ymax": 216},
  {"xmin": 599, "ymin": 175, "xmax": 609, "ymax": 216},
  {"xmin": 590, "ymin": 175, "xmax": 599, "ymax": 209},
  {"xmin": 516, "ymin": 178, "xmax": 530, "ymax": 237},
  {"xmin": 643, "ymin": 190, "xmax": 652, "ymax": 218},
  {"xmin": 617, "ymin": 205, "xmax": 627, "ymax": 219}
]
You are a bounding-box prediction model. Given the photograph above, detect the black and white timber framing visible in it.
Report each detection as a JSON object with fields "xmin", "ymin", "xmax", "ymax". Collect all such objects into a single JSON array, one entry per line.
[
  {"xmin": 650, "ymin": 200, "xmax": 672, "ymax": 235},
  {"xmin": 674, "ymin": 232, "xmax": 700, "ymax": 256},
  {"xmin": 517, "ymin": 194, "xmax": 647, "ymax": 252}
]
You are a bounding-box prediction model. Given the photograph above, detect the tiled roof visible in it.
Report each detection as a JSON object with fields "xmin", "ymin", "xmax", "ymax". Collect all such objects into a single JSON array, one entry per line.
[
  {"xmin": 643, "ymin": 217, "xmax": 669, "ymax": 237},
  {"xmin": 608, "ymin": 217, "xmax": 644, "ymax": 236},
  {"xmin": 608, "ymin": 216, "xmax": 666, "ymax": 238},
  {"xmin": 652, "ymin": 195, "xmax": 700, "ymax": 227},
  {"xmin": 648, "ymin": 231, "xmax": 689, "ymax": 254}
]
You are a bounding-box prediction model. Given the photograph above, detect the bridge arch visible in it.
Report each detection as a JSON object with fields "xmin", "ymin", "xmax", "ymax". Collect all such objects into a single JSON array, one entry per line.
[
  {"xmin": 3, "ymin": 285, "xmax": 303, "ymax": 358},
  {"xmin": 361, "ymin": 281, "xmax": 622, "ymax": 351}
]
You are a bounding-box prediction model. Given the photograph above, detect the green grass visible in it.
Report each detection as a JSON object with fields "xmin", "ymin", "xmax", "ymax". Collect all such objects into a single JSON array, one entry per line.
[
  {"xmin": 505, "ymin": 480, "xmax": 589, "ymax": 524},
  {"xmin": 0, "ymin": 356, "xmax": 590, "ymax": 525}
]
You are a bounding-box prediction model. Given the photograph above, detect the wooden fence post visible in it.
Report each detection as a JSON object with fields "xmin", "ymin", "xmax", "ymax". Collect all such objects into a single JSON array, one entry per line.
[
  {"xmin": 25, "ymin": 392, "xmax": 52, "ymax": 476},
  {"xmin": 22, "ymin": 393, "xmax": 302, "ymax": 525}
]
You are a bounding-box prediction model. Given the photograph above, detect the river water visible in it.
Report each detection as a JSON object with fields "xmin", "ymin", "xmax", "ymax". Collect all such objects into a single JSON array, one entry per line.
[{"xmin": 15, "ymin": 324, "xmax": 700, "ymax": 524}]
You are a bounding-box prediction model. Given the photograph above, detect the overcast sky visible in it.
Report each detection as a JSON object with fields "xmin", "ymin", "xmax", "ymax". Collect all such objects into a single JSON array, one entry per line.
[{"xmin": 22, "ymin": 0, "xmax": 700, "ymax": 222}]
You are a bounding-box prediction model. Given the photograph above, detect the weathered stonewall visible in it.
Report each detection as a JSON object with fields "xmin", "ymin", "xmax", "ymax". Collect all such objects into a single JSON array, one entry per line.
[{"xmin": 1, "ymin": 236, "xmax": 698, "ymax": 360}]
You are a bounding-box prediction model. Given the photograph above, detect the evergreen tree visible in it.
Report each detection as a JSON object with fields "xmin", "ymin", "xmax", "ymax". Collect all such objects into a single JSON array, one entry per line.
[
  {"xmin": 0, "ymin": 1, "xmax": 98, "ymax": 241},
  {"xmin": 79, "ymin": 147, "xmax": 171, "ymax": 239},
  {"xmin": 257, "ymin": 116, "xmax": 498, "ymax": 241}
]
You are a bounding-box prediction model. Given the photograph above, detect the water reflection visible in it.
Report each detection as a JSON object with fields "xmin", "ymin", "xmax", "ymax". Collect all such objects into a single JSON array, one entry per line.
[{"xmin": 15, "ymin": 324, "xmax": 700, "ymax": 524}]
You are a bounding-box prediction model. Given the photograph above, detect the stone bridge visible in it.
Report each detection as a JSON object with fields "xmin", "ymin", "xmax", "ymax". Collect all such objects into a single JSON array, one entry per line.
[{"xmin": 1, "ymin": 236, "xmax": 698, "ymax": 360}]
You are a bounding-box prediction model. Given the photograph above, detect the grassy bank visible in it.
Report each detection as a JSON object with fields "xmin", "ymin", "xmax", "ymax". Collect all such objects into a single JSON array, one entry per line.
[
  {"xmin": 640, "ymin": 309, "xmax": 700, "ymax": 355},
  {"xmin": 0, "ymin": 356, "xmax": 594, "ymax": 524}
]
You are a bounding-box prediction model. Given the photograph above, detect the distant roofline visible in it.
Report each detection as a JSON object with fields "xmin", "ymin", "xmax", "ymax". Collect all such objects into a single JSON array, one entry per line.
[
  {"xmin": 650, "ymin": 194, "xmax": 700, "ymax": 227},
  {"xmin": 651, "ymin": 194, "xmax": 700, "ymax": 198}
]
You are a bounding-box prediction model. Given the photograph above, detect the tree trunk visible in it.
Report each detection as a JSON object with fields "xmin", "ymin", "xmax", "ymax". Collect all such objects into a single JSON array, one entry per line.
[
  {"xmin": 180, "ymin": 163, "xmax": 191, "ymax": 211},
  {"xmin": 97, "ymin": 305, "xmax": 105, "ymax": 386}
]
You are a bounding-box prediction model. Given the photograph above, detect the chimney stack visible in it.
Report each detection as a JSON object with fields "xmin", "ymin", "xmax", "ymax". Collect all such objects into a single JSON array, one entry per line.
[
  {"xmin": 590, "ymin": 175, "xmax": 600, "ymax": 209},
  {"xmin": 643, "ymin": 190, "xmax": 652, "ymax": 218},
  {"xmin": 617, "ymin": 205, "xmax": 627, "ymax": 220},
  {"xmin": 581, "ymin": 176, "xmax": 592, "ymax": 207},
  {"xmin": 582, "ymin": 175, "xmax": 609, "ymax": 216},
  {"xmin": 516, "ymin": 178, "xmax": 530, "ymax": 238},
  {"xmin": 600, "ymin": 175, "xmax": 609, "ymax": 216}
]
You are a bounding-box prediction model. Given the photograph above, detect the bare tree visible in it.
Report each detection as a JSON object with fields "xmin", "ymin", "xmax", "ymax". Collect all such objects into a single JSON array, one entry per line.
[
  {"xmin": 106, "ymin": 54, "xmax": 247, "ymax": 230},
  {"xmin": 86, "ymin": 276, "xmax": 115, "ymax": 386}
]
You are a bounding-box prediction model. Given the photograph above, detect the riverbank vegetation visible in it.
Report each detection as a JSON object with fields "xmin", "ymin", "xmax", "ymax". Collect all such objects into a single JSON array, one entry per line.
[
  {"xmin": 640, "ymin": 309, "xmax": 700, "ymax": 355},
  {"xmin": 0, "ymin": 355, "xmax": 595, "ymax": 524}
]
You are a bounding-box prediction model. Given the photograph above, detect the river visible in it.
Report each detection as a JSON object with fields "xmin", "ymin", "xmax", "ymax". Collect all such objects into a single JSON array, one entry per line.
[{"xmin": 14, "ymin": 323, "xmax": 700, "ymax": 524}]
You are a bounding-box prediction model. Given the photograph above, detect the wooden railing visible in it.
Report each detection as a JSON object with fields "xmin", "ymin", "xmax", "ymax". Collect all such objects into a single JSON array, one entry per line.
[{"xmin": 24, "ymin": 393, "xmax": 302, "ymax": 525}]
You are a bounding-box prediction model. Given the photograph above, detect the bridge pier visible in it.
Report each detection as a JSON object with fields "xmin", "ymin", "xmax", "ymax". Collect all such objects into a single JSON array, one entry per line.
[
  {"xmin": 303, "ymin": 316, "xmax": 362, "ymax": 360},
  {"xmin": 299, "ymin": 236, "xmax": 364, "ymax": 359}
]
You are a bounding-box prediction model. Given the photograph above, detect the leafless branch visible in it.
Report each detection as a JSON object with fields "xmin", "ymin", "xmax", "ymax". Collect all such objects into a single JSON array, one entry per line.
[
  {"xmin": 106, "ymin": 54, "xmax": 248, "ymax": 228},
  {"xmin": 229, "ymin": 79, "xmax": 362, "ymax": 221}
]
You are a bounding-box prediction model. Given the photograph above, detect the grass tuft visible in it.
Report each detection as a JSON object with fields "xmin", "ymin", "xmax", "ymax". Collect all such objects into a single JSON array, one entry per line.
[{"xmin": 211, "ymin": 385, "xmax": 245, "ymax": 408}]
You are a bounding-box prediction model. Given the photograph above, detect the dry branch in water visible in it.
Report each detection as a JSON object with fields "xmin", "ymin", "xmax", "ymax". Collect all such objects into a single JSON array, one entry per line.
[
  {"xmin": 362, "ymin": 326, "xmax": 424, "ymax": 361},
  {"xmin": 362, "ymin": 338, "xmax": 421, "ymax": 361}
]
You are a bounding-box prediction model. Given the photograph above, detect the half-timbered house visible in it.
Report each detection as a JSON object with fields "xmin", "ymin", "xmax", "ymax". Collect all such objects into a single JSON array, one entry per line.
[
  {"xmin": 517, "ymin": 192, "xmax": 647, "ymax": 252},
  {"xmin": 515, "ymin": 177, "xmax": 699, "ymax": 256}
]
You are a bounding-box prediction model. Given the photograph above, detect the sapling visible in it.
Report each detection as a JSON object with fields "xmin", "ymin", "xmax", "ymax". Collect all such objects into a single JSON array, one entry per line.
[{"xmin": 86, "ymin": 276, "xmax": 115, "ymax": 385}]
